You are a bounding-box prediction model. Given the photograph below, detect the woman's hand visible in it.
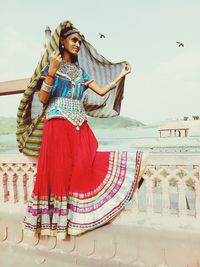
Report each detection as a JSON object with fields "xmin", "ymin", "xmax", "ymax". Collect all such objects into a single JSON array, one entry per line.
[
  {"xmin": 120, "ymin": 63, "xmax": 132, "ymax": 77},
  {"xmin": 48, "ymin": 51, "xmax": 62, "ymax": 75}
]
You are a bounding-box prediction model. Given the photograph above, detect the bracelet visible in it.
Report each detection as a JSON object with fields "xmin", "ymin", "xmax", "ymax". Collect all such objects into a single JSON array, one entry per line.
[
  {"xmin": 47, "ymin": 72, "xmax": 55, "ymax": 79},
  {"xmin": 41, "ymin": 81, "xmax": 53, "ymax": 93},
  {"xmin": 108, "ymin": 80, "xmax": 116, "ymax": 90}
]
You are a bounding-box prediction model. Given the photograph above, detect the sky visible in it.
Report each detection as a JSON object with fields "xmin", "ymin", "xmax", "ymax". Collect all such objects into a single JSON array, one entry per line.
[{"xmin": 0, "ymin": 0, "xmax": 199, "ymax": 124}]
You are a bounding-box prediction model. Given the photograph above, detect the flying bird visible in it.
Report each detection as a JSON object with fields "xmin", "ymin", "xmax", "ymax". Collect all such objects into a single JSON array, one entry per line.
[
  {"xmin": 99, "ymin": 33, "xmax": 105, "ymax": 38},
  {"xmin": 176, "ymin": 42, "xmax": 184, "ymax": 47}
]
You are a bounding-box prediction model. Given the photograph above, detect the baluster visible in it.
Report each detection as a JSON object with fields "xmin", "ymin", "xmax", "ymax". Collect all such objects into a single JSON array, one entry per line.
[
  {"xmin": 33, "ymin": 173, "xmax": 37, "ymax": 185},
  {"xmin": 0, "ymin": 165, "xmax": 3, "ymax": 202},
  {"xmin": 162, "ymin": 178, "xmax": 170, "ymax": 216},
  {"xmin": 23, "ymin": 173, "xmax": 29, "ymax": 204},
  {"xmin": 132, "ymin": 190, "xmax": 139, "ymax": 214},
  {"xmin": 12, "ymin": 173, "xmax": 18, "ymax": 203},
  {"xmin": 3, "ymin": 172, "xmax": 9, "ymax": 202},
  {"xmin": 125, "ymin": 189, "xmax": 139, "ymax": 217},
  {"xmin": 11, "ymin": 163, "xmax": 17, "ymax": 173},
  {"xmin": 145, "ymin": 178, "xmax": 153, "ymax": 215},
  {"xmin": 178, "ymin": 179, "xmax": 187, "ymax": 217},
  {"xmin": 195, "ymin": 180, "xmax": 200, "ymax": 220}
]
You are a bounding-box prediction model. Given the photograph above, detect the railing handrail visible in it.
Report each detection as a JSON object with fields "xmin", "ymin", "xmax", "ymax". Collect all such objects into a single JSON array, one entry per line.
[
  {"xmin": 0, "ymin": 152, "xmax": 200, "ymax": 164},
  {"xmin": 0, "ymin": 78, "xmax": 29, "ymax": 96}
]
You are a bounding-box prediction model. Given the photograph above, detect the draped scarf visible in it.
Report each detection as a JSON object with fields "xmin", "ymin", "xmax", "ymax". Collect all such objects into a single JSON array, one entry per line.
[{"xmin": 16, "ymin": 20, "xmax": 127, "ymax": 157}]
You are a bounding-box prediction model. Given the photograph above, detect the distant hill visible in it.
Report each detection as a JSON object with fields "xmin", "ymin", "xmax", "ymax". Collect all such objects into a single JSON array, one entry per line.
[
  {"xmin": 87, "ymin": 116, "xmax": 144, "ymax": 129},
  {"xmin": 0, "ymin": 116, "xmax": 144, "ymax": 134},
  {"xmin": 147, "ymin": 118, "xmax": 177, "ymax": 128}
]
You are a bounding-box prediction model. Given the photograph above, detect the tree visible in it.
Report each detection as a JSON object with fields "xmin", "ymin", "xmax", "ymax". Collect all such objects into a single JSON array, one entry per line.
[{"xmin": 192, "ymin": 116, "xmax": 199, "ymax": 120}]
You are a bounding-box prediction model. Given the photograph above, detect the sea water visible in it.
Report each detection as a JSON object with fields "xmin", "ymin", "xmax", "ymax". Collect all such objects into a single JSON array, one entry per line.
[{"xmin": 1, "ymin": 126, "xmax": 200, "ymax": 154}]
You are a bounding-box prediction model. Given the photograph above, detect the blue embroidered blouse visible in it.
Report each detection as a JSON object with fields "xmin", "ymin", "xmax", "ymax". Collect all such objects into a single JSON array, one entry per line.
[
  {"xmin": 42, "ymin": 63, "xmax": 93, "ymax": 129},
  {"xmin": 50, "ymin": 69, "xmax": 92, "ymax": 100}
]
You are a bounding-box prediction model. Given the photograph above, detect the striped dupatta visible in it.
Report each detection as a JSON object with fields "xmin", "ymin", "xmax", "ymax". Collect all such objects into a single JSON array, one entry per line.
[{"xmin": 16, "ymin": 20, "xmax": 127, "ymax": 157}]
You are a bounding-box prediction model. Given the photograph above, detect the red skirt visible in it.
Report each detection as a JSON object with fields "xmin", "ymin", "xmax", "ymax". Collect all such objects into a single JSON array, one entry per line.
[{"xmin": 24, "ymin": 118, "xmax": 144, "ymax": 238}]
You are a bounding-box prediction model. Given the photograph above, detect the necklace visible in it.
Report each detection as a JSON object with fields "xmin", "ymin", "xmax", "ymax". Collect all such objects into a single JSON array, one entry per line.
[{"xmin": 58, "ymin": 61, "xmax": 82, "ymax": 81}]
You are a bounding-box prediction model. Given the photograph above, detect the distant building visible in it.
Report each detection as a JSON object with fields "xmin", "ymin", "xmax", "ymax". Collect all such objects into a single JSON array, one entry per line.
[{"xmin": 158, "ymin": 121, "xmax": 189, "ymax": 137}]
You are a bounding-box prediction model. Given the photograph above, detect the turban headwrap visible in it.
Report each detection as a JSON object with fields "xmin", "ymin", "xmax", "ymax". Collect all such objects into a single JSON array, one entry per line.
[{"xmin": 16, "ymin": 20, "xmax": 127, "ymax": 157}]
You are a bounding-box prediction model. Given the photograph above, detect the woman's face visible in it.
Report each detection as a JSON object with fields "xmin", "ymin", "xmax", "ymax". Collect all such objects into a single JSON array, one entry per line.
[{"xmin": 62, "ymin": 33, "xmax": 82, "ymax": 56}]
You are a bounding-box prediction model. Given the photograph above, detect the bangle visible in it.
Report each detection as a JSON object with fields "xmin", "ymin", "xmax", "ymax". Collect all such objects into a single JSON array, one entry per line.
[
  {"xmin": 47, "ymin": 72, "xmax": 55, "ymax": 79},
  {"xmin": 41, "ymin": 81, "xmax": 53, "ymax": 93},
  {"xmin": 108, "ymin": 80, "xmax": 116, "ymax": 90}
]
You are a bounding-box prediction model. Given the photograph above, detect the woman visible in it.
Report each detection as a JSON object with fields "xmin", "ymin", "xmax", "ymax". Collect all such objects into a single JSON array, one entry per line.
[{"xmin": 17, "ymin": 20, "xmax": 146, "ymax": 239}]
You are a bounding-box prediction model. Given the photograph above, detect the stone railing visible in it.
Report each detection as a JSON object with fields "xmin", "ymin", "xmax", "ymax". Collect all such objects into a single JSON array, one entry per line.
[
  {"xmin": 0, "ymin": 155, "xmax": 37, "ymax": 210},
  {"xmin": 132, "ymin": 153, "xmax": 200, "ymax": 220},
  {"xmin": 0, "ymin": 153, "xmax": 200, "ymax": 220}
]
